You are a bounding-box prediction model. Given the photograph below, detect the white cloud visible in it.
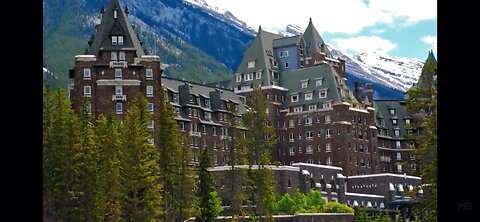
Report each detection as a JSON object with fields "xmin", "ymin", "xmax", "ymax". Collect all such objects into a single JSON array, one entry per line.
[
  {"xmin": 331, "ymin": 36, "xmax": 397, "ymax": 56},
  {"xmin": 371, "ymin": 29, "xmax": 386, "ymax": 34},
  {"xmin": 205, "ymin": 0, "xmax": 436, "ymax": 35},
  {"xmin": 421, "ymin": 35, "xmax": 437, "ymax": 53}
]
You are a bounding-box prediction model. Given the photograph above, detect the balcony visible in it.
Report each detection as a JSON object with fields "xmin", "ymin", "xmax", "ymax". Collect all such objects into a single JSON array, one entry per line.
[
  {"xmin": 189, "ymin": 131, "xmax": 201, "ymax": 137},
  {"xmin": 109, "ymin": 61, "xmax": 128, "ymax": 68},
  {"xmin": 112, "ymin": 95, "xmax": 127, "ymax": 101}
]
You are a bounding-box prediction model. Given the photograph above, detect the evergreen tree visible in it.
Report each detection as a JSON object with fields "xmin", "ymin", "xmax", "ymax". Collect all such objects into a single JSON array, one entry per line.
[
  {"xmin": 354, "ymin": 207, "xmax": 371, "ymax": 222},
  {"xmin": 293, "ymin": 190, "xmax": 308, "ymax": 213},
  {"xmin": 43, "ymin": 88, "xmax": 81, "ymax": 221},
  {"xmin": 406, "ymin": 52, "xmax": 437, "ymax": 222},
  {"xmin": 373, "ymin": 211, "xmax": 392, "ymax": 222},
  {"xmin": 276, "ymin": 193, "xmax": 295, "ymax": 215},
  {"xmin": 74, "ymin": 98, "xmax": 98, "ymax": 221},
  {"xmin": 157, "ymin": 86, "xmax": 184, "ymax": 221},
  {"xmin": 43, "ymin": 85, "xmax": 54, "ymax": 221},
  {"xmin": 176, "ymin": 136, "xmax": 196, "ymax": 221},
  {"xmin": 306, "ymin": 189, "xmax": 325, "ymax": 213},
  {"xmin": 196, "ymin": 147, "xmax": 223, "ymax": 222},
  {"xmin": 239, "ymin": 86, "xmax": 277, "ymax": 221},
  {"xmin": 120, "ymin": 93, "xmax": 163, "ymax": 221},
  {"xmin": 94, "ymin": 114, "xmax": 123, "ymax": 221}
]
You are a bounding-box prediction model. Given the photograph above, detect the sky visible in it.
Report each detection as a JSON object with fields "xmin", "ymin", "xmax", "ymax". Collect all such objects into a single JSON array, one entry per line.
[{"xmin": 206, "ymin": 0, "xmax": 437, "ymax": 61}]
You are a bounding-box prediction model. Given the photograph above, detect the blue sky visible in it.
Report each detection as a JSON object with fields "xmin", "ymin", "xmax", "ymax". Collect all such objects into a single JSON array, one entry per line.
[{"xmin": 206, "ymin": 0, "xmax": 437, "ymax": 61}]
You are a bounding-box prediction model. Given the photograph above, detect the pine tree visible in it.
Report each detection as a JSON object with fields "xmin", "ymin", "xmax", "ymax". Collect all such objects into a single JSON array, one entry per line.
[
  {"xmin": 354, "ymin": 207, "xmax": 371, "ymax": 222},
  {"xmin": 406, "ymin": 52, "xmax": 437, "ymax": 222},
  {"xmin": 239, "ymin": 86, "xmax": 277, "ymax": 221},
  {"xmin": 43, "ymin": 85, "xmax": 54, "ymax": 221},
  {"xmin": 157, "ymin": 86, "xmax": 184, "ymax": 221},
  {"xmin": 196, "ymin": 147, "xmax": 223, "ymax": 222},
  {"xmin": 176, "ymin": 136, "xmax": 196, "ymax": 221},
  {"xmin": 94, "ymin": 114, "xmax": 123, "ymax": 221},
  {"xmin": 74, "ymin": 98, "xmax": 99, "ymax": 221},
  {"xmin": 224, "ymin": 101, "xmax": 244, "ymax": 217},
  {"xmin": 43, "ymin": 88, "xmax": 81, "ymax": 221},
  {"xmin": 120, "ymin": 93, "xmax": 163, "ymax": 221}
]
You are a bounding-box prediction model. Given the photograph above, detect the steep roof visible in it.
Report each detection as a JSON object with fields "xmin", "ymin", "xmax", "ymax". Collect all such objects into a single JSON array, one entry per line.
[
  {"xmin": 230, "ymin": 27, "xmax": 283, "ymax": 89},
  {"xmin": 87, "ymin": 0, "xmax": 145, "ymax": 57},
  {"xmin": 407, "ymin": 50, "xmax": 437, "ymax": 94},
  {"xmin": 273, "ymin": 35, "xmax": 302, "ymax": 48},
  {"xmin": 303, "ymin": 18, "xmax": 332, "ymax": 57},
  {"xmin": 280, "ymin": 64, "xmax": 358, "ymax": 109},
  {"xmin": 373, "ymin": 100, "xmax": 413, "ymax": 139}
]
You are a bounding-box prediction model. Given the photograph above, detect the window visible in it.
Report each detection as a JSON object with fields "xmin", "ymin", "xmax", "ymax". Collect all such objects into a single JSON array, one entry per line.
[
  {"xmin": 116, "ymin": 103, "xmax": 123, "ymax": 114},
  {"xmin": 213, "ymin": 127, "xmax": 217, "ymax": 135},
  {"xmin": 111, "ymin": 36, "xmax": 117, "ymax": 45},
  {"xmin": 118, "ymin": 36, "xmax": 124, "ymax": 45},
  {"xmin": 273, "ymin": 61, "xmax": 278, "ymax": 67},
  {"xmin": 289, "ymin": 120, "xmax": 294, "ymax": 128},
  {"xmin": 355, "ymin": 157, "xmax": 359, "ymax": 165},
  {"xmin": 319, "ymin": 90, "xmax": 327, "ymax": 98},
  {"xmin": 307, "ymin": 159, "xmax": 314, "ymax": 164},
  {"xmin": 298, "ymin": 133, "xmax": 302, "ymax": 140},
  {"xmin": 289, "ymin": 133, "xmax": 295, "ymax": 142},
  {"xmin": 301, "ymin": 81, "xmax": 308, "ymax": 88},
  {"xmin": 86, "ymin": 104, "xmax": 92, "ymax": 114},
  {"xmin": 305, "ymin": 92, "xmax": 313, "ymax": 100},
  {"xmin": 325, "ymin": 129, "xmax": 331, "ymax": 138},
  {"xmin": 323, "ymin": 102, "xmax": 331, "ymax": 109},
  {"xmin": 392, "ymin": 119, "xmax": 397, "ymax": 125},
  {"xmin": 148, "ymin": 103, "xmax": 154, "ymax": 113},
  {"xmin": 337, "ymin": 128, "xmax": 341, "ymax": 135},
  {"xmin": 411, "ymin": 164, "xmax": 416, "ymax": 170},
  {"xmin": 308, "ymin": 105, "xmax": 317, "ymax": 110},
  {"xmin": 390, "ymin": 109, "xmax": 396, "ymax": 115},
  {"xmin": 244, "ymin": 73, "xmax": 253, "ymax": 81},
  {"xmin": 204, "ymin": 112, "xmax": 211, "ymax": 120},
  {"xmin": 285, "ymin": 62, "xmax": 289, "ymax": 68},
  {"xmin": 119, "ymin": 51, "xmax": 125, "ymax": 61},
  {"xmin": 326, "ymin": 157, "xmax": 332, "ymax": 165},
  {"xmin": 146, "ymin": 86, "xmax": 153, "ymax": 97},
  {"xmin": 305, "ymin": 117, "xmax": 312, "ymax": 126},
  {"xmin": 397, "ymin": 164, "xmax": 403, "ymax": 172},
  {"xmin": 326, "ymin": 143, "xmax": 331, "ymax": 152},
  {"xmin": 236, "ymin": 75, "xmax": 241, "ymax": 82},
  {"xmin": 410, "ymin": 154, "xmax": 415, "ymax": 160},
  {"xmin": 396, "ymin": 153, "xmax": 402, "ymax": 160},
  {"xmin": 317, "ymin": 144, "xmax": 321, "ymax": 152},
  {"xmin": 289, "ymin": 147, "xmax": 295, "ymax": 156},
  {"xmin": 316, "ymin": 78, "xmax": 323, "ymax": 86},
  {"xmin": 325, "ymin": 115, "xmax": 331, "ymax": 124},
  {"xmin": 147, "ymin": 120, "xmax": 154, "ymax": 129},
  {"xmin": 394, "ymin": 130, "xmax": 400, "ymax": 137},
  {"xmin": 115, "ymin": 85, "xmax": 123, "ymax": 95},
  {"xmin": 256, "ymin": 71, "xmax": 262, "ymax": 79},
  {"xmin": 396, "ymin": 141, "xmax": 401, "ymax": 148},
  {"xmin": 279, "ymin": 50, "xmax": 289, "ymax": 58},
  {"xmin": 202, "ymin": 125, "xmax": 206, "ymax": 134},
  {"xmin": 174, "ymin": 107, "xmax": 180, "ymax": 114},
  {"xmin": 84, "ymin": 86, "xmax": 91, "ymax": 97},
  {"xmin": 293, "ymin": 106, "xmax": 303, "ymax": 112},
  {"xmin": 306, "ymin": 131, "xmax": 313, "ymax": 140},
  {"xmin": 83, "ymin": 68, "xmax": 91, "ymax": 79},
  {"xmin": 405, "ymin": 119, "xmax": 411, "ymax": 125},
  {"xmin": 146, "ymin": 69, "xmax": 153, "ymax": 79},
  {"xmin": 111, "ymin": 51, "xmax": 118, "ymax": 61},
  {"xmin": 318, "ymin": 130, "xmax": 322, "ymax": 137},
  {"xmin": 273, "ymin": 72, "xmax": 279, "ymax": 79},
  {"xmin": 291, "ymin": 95, "xmax": 299, "ymax": 102},
  {"xmin": 247, "ymin": 60, "xmax": 256, "ymax": 68},
  {"xmin": 115, "ymin": 69, "xmax": 122, "ymax": 79}
]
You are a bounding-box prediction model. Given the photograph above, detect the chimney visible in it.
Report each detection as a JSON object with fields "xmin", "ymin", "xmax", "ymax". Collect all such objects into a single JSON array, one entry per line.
[
  {"xmin": 365, "ymin": 83, "xmax": 373, "ymax": 105},
  {"xmin": 354, "ymin": 81, "xmax": 363, "ymax": 102}
]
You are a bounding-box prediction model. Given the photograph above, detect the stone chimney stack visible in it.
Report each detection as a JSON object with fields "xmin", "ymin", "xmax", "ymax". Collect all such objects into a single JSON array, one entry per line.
[
  {"xmin": 365, "ymin": 83, "xmax": 373, "ymax": 105},
  {"xmin": 354, "ymin": 81, "xmax": 363, "ymax": 102}
]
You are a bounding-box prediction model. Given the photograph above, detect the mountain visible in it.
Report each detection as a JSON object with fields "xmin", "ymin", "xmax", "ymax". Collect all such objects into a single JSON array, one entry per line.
[
  {"xmin": 43, "ymin": 0, "xmax": 241, "ymax": 89},
  {"xmin": 44, "ymin": 0, "xmax": 421, "ymax": 100}
]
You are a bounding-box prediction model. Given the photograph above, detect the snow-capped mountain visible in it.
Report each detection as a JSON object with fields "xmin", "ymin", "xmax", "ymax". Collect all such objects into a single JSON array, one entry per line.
[
  {"xmin": 329, "ymin": 47, "xmax": 424, "ymax": 92},
  {"xmin": 183, "ymin": 0, "xmax": 255, "ymax": 35},
  {"xmin": 278, "ymin": 24, "xmax": 304, "ymax": 37}
]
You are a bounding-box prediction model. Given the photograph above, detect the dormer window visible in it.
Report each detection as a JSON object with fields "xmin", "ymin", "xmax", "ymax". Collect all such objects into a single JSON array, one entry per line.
[
  {"xmin": 405, "ymin": 119, "xmax": 411, "ymax": 125},
  {"xmin": 146, "ymin": 69, "xmax": 153, "ymax": 80},
  {"xmin": 256, "ymin": 71, "xmax": 262, "ymax": 79},
  {"xmin": 112, "ymin": 36, "xmax": 118, "ymax": 45},
  {"xmin": 319, "ymin": 90, "xmax": 328, "ymax": 98},
  {"xmin": 316, "ymin": 78, "xmax": 323, "ymax": 86},
  {"xmin": 392, "ymin": 119, "xmax": 397, "ymax": 125},
  {"xmin": 118, "ymin": 36, "xmax": 124, "ymax": 45},
  {"xmin": 236, "ymin": 74, "xmax": 241, "ymax": 82},
  {"xmin": 247, "ymin": 60, "xmax": 255, "ymax": 68},
  {"xmin": 301, "ymin": 80, "xmax": 308, "ymax": 88},
  {"xmin": 390, "ymin": 109, "xmax": 396, "ymax": 115},
  {"xmin": 305, "ymin": 92, "xmax": 313, "ymax": 100},
  {"xmin": 279, "ymin": 50, "xmax": 289, "ymax": 58},
  {"xmin": 291, "ymin": 95, "xmax": 299, "ymax": 102}
]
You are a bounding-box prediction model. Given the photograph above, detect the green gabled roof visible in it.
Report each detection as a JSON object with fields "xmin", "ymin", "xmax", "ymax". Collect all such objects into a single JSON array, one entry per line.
[
  {"xmin": 426, "ymin": 50, "xmax": 437, "ymax": 66},
  {"xmin": 373, "ymin": 100, "xmax": 413, "ymax": 139},
  {"xmin": 273, "ymin": 35, "xmax": 302, "ymax": 48},
  {"xmin": 407, "ymin": 50, "xmax": 437, "ymax": 92},
  {"xmin": 87, "ymin": 0, "xmax": 145, "ymax": 57},
  {"xmin": 303, "ymin": 18, "xmax": 332, "ymax": 57},
  {"xmin": 280, "ymin": 64, "xmax": 357, "ymax": 109},
  {"xmin": 230, "ymin": 27, "xmax": 283, "ymax": 89}
]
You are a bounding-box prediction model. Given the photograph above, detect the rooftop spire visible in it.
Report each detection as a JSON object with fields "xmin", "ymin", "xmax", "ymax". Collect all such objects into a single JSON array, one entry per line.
[
  {"xmin": 309, "ymin": 17, "xmax": 312, "ymax": 23},
  {"xmin": 87, "ymin": 0, "xmax": 145, "ymax": 57},
  {"xmin": 258, "ymin": 25, "xmax": 262, "ymax": 33},
  {"xmin": 100, "ymin": 5, "xmax": 105, "ymax": 14}
]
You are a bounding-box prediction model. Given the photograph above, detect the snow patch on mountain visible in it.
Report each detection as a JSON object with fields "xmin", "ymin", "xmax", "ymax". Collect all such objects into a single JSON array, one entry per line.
[{"xmin": 329, "ymin": 46, "xmax": 423, "ymax": 92}]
